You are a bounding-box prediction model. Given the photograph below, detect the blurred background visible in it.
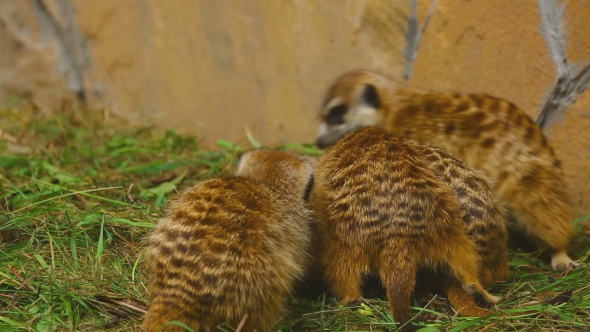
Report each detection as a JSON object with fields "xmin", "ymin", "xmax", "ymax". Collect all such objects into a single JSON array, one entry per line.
[{"xmin": 0, "ymin": 0, "xmax": 589, "ymax": 217}]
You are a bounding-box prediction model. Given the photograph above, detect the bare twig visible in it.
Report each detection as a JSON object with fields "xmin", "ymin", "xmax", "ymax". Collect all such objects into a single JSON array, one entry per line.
[{"xmin": 235, "ymin": 313, "xmax": 249, "ymax": 332}]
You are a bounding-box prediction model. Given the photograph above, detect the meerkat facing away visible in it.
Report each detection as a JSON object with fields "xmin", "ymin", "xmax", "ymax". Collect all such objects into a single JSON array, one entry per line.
[
  {"xmin": 412, "ymin": 143, "xmax": 509, "ymax": 317},
  {"xmin": 315, "ymin": 70, "xmax": 576, "ymax": 271},
  {"xmin": 302, "ymin": 137, "xmax": 510, "ymax": 317},
  {"xmin": 142, "ymin": 150, "xmax": 315, "ymax": 332},
  {"xmin": 310, "ymin": 126, "xmax": 501, "ymax": 328}
]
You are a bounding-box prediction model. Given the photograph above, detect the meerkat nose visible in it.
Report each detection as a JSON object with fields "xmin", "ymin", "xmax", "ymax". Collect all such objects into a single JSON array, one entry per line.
[{"xmin": 316, "ymin": 137, "xmax": 329, "ymax": 149}]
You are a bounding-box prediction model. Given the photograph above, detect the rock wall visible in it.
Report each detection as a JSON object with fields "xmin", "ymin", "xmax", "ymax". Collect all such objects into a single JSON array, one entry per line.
[{"xmin": 0, "ymin": 0, "xmax": 588, "ymax": 218}]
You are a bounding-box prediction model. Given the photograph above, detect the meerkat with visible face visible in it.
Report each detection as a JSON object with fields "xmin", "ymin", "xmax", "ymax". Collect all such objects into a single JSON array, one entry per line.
[
  {"xmin": 412, "ymin": 143, "xmax": 509, "ymax": 317},
  {"xmin": 309, "ymin": 126, "xmax": 501, "ymax": 328},
  {"xmin": 142, "ymin": 150, "xmax": 315, "ymax": 332},
  {"xmin": 316, "ymin": 70, "xmax": 576, "ymax": 271}
]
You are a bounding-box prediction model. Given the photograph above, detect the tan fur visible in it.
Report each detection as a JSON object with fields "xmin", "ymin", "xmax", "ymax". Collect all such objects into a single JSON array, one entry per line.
[
  {"xmin": 309, "ymin": 126, "xmax": 500, "ymax": 327},
  {"xmin": 412, "ymin": 143, "xmax": 509, "ymax": 316},
  {"xmin": 142, "ymin": 150, "xmax": 315, "ymax": 332},
  {"xmin": 316, "ymin": 70, "xmax": 576, "ymax": 271},
  {"xmin": 300, "ymin": 145, "xmax": 510, "ymax": 317},
  {"xmin": 413, "ymin": 144, "xmax": 510, "ymax": 287}
]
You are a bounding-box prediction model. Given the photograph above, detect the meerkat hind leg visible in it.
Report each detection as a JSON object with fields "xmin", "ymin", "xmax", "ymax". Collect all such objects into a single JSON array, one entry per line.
[
  {"xmin": 444, "ymin": 241, "xmax": 502, "ymax": 304},
  {"xmin": 324, "ymin": 254, "xmax": 364, "ymax": 305}
]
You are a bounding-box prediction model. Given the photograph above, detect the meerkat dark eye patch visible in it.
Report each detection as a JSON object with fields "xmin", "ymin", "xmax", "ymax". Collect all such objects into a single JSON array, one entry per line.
[
  {"xmin": 303, "ymin": 175, "xmax": 314, "ymax": 201},
  {"xmin": 362, "ymin": 84, "xmax": 381, "ymax": 109},
  {"xmin": 326, "ymin": 105, "xmax": 348, "ymax": 125}
]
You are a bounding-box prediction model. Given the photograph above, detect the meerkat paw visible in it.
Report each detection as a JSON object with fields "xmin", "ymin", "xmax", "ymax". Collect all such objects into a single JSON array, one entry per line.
[
  {"xmin": 339, "ymin": 295, "xmax": 364, "ymax": 306},
  {"xmin": 462, "ymin": 283, "xmax": 502, "ymax": 304},
  {"xmin": 476, "ymin": 287, "xmax": 502, "ymax": 304},
  {"xmin": 551, "ymin": 251, "xmax": 577, "ymax": 271},
  {"xmin": 483, "ymin": 293, "xmax": 502, "ymax": 304},
  {"xmin": 343, "ymin": 298, "xmax": 368, "ymax": 307}
]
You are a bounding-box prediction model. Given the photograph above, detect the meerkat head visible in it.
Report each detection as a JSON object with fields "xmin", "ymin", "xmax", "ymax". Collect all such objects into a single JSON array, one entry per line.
[
  {"xmin": 316, "ymin": 70, "xmax": 389, "ymax": 149},
  {"xmin": 236, "ymin": 150, "xmax": 316, "ymax": 201}
]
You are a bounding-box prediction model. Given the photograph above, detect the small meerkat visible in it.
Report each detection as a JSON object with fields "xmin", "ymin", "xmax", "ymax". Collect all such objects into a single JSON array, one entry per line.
[
  {"xmin": 142, "ymin": 150, "xmax": 315, "ymax": 332},
  {"xmin": 412, "ymin": 144, "xmax": 509, "ymax": 317},
  {"xmin": 309, "ymin": 126, "xmax": 501, "ymax": 328},
  {"xmin": 315, "ymin": 69, "xmax": 576, "ymax": 271}
]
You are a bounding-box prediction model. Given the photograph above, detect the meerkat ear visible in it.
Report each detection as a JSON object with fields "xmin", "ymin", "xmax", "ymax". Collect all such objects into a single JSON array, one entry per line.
[
  {"xmin": 361, "ymin": 84, "xmax": 381, "ymax": 109},
  {"xmin": 235, "ymin": 151, "xmax": 253, "ymax": 176}
]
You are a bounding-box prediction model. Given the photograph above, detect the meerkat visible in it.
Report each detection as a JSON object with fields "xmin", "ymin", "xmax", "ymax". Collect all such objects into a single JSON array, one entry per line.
[
  {"xmin": 302, "ymin": 138, "xmax": 510, "ymax": 316},
  {"xmin": 309, "ymin": 126, "xmax": 501, "ymax": 328},
  {"xmin": 412, "ymin": 143, "xmax": 509, "ymax": 317},
  {"xmin": 315, "ymin": 69, "xmax": 576, "ymax": 271},
  {"xmin": 142, "ymin": 150, "xmax": 315, "ymax": 332}
]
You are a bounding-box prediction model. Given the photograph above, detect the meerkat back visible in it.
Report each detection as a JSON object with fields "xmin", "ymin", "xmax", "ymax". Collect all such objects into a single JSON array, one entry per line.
[
  {"xmin": 315, "ymin": 70, "xmax": 575, "ymax": 271},
  {"xmin": 412, "ymin": 143, "xmax": 509, "ymax": 316},
  {"xmin": 413, "ymin": 143, "xmax": 509, "ymax": 286},
  {"xmin": 142, "ymin": 150, "xmax": 315, "ymax": 332},
  {"xmin": 310, "ymin": 126, "xmax": 500, "ymax": 328}
]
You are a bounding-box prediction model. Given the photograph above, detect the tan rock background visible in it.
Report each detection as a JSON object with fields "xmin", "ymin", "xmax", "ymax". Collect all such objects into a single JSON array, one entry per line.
[{"xmin": 0, "ymin": 0, "xmax": 588, "ymax": 218}]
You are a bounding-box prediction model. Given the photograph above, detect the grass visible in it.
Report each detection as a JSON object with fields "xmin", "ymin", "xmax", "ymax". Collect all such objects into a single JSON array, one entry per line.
[{"xmin": 0, "ymin": 103, "xmax": 589, "ymax": 331}]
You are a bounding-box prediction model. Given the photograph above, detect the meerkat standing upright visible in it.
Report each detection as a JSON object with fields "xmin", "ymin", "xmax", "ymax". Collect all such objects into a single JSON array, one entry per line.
[
  {"xmin": 142, "ymin": 150, "xmax": 315, "ymax": 332},
  {"xmin": 310, "ymin": 126, "xmax": 501, "ymax": 328},
  {"xmin": 315, "ymin": 70, "xmax": 577, "ymax": 271}
]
